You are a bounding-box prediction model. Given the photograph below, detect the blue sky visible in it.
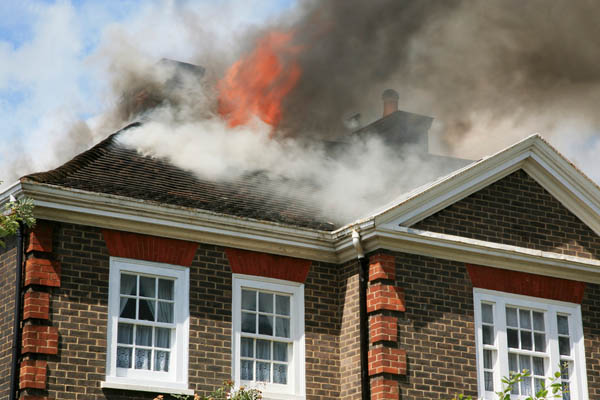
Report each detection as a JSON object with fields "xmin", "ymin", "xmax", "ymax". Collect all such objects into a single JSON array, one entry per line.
[{"xmin": 0, "ymin": 0, "xmax": 296, "ymax": 186}]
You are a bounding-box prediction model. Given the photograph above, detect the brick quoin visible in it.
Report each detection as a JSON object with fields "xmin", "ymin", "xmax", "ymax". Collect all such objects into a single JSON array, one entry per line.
[
  {"xmin": 371, "ymin": 376, "xmax": 399, "ymax": 400},
  {"xmin": 20, "ymin": 359, "xmax": 47, "ymax": 390},
  {"xmin": 369, "ymin": 254, "xmax": 395, "ymax": 281},
  {"xmin": 367, "ymin": 284, "xmax": 405, "ymax": 313},
  {"xmin": 23, "ymin": 291, "xmax": 50, "ymax": 320},
  {"xmin": 368, "ymin": 347, "xmax": 407, "ymax": 376},
  {"xmin": 22, "ymin": 325, "xmax": 58, "ymax": 355},
  {"xmin": 369, "ymin": 315, "xmax": 398, "ymax": 343},
  {"xmin": 26, "ymin": 222, "xmax": 53, "ymax": 253},
  {"xmin": 24, "ymin": 258, "xmax": 60, "ymax": 287}
]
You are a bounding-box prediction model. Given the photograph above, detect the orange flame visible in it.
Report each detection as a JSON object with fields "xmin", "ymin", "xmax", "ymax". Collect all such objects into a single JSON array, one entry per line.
[{"xmin": 218, "ymin": 31, "xmax": 301, "ymax": 130}]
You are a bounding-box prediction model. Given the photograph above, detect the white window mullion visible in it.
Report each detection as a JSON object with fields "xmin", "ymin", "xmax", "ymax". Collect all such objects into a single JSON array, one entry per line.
[{"xmin": 495, "ymin": 297, "xmax": 510, "ymax": 395}]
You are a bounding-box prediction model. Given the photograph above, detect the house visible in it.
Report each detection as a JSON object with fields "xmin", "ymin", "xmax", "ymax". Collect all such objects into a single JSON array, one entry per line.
[{"xmin": 1, "ymin": 93, "xmax": 600, "ymax": 400}]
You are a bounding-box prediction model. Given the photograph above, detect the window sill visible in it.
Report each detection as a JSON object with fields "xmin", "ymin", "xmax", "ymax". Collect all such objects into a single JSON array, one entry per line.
[{"xmin": 101, "ymin": 381, "xmax": 194, "ymax": 396}]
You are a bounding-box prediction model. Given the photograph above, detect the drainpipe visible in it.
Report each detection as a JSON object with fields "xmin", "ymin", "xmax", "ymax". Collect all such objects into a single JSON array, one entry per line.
[
  {"xmin": 9, "ymin": 222, "xmax": 24, "ymax": 400},
  {"xmin": 352, "ymin": 229, "xmax": 370, "ymax": 400}
]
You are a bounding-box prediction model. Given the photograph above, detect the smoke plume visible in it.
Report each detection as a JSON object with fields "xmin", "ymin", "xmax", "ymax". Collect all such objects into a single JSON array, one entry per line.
[{"xmin": 3, "ymin": 0, "xmax": 600, "ymax": 225}]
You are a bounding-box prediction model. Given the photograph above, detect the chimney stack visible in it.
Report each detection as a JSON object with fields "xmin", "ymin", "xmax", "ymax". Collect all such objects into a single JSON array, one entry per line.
[{"xmin": 382, "ymin": 89, "xmax": 399, "ymax": 117}]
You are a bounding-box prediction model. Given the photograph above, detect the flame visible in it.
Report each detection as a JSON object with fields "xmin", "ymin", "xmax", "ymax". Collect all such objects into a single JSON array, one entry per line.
[{"xmin": 218, "ymin": 31, "xmax": 301, "ymax": 130}]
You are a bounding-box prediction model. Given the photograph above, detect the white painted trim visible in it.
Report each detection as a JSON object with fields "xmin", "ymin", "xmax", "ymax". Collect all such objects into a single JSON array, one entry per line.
[
  {"xmin": 100, "ymin": 381, "xmax": 194, "ymax": 396},
  {"xmin": 232, "ymin": 274, "xmax": 306, "ymax": 399},
  {"xmin": 106, "ymin": 258, "xmax": 190, "ymax": 390},
  {"xmin": 473, "ymin": 289, "xmax": 588, "ymax": 400}
]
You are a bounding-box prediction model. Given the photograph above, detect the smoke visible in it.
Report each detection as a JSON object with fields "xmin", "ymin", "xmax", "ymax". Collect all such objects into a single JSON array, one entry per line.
[{"xmin": 3, "ymin": 0, "xmax": 600, "ymax": 224}]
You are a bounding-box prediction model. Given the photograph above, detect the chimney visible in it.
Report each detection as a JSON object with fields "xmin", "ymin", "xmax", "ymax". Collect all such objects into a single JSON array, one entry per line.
[{"xmin": 382, "ymin": 89, "xmax": 399, "ymax": 117}]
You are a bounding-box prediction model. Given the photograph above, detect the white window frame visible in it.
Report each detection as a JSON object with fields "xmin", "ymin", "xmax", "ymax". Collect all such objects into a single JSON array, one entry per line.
[
  {"xmin": 102, "ymin": 257, "xmax": 191, "ymax": 395},
  {"xmin": 474, "ymin": 288, "xmax": 589, "ymax": 400},
  {"xmin": 232, "ymin": 273, "xmax": 306, "ymax": 400}
]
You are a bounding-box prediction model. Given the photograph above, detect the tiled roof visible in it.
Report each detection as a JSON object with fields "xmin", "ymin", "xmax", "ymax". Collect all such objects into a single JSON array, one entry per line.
[{"xmin": 24, "ymin": 123, "xmax": 338, "ymax": 231}]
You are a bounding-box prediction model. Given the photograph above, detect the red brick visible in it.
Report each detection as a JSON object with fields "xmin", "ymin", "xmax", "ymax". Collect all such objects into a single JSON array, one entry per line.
[
  {"xmin": 371, "ymin": 376, "xmax": 399, "ymax": 400},
  {"xmin": 369, "ymin": 315, "xmax": 397, "ymax": 343},
  {"xmin": 102, "ymin": 229, "xmax": 198, "ymax": 267},
  {"xmin": 367, "ymin": 284, "xmax": 405, "ymax": 313},
  {"xmin": 368, "ymin": 347, "xmax": 407, "ymax": 376},
  {"xmin": 23, "ymin": 291, "xmax": 50, "ymax": 320},
  {"xmin": 26, "ymin": 222, "xmax": 53, "ymax": 253},
  {"xmin": 22, "ymin": 325, "xmax": 58, "ymax": 355},
  {"xmin": 20, "ymin": 359, "xmax": 47, "ymax": 390},
  {"xmin": 226, "ymin": 248, "xmax": 312, "ymax": 283},
  {"xmin": 24, "ymin": 258, "xmax": 60, "ymax": 287},
  {"xmin": 369, "ymin": 253, "xmax": 395, "ymax": 281}
]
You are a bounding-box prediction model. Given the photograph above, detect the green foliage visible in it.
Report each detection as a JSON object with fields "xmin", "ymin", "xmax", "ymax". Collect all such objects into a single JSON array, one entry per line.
[
  {"xmin": 0, "ymin": 196, "xmax": 35, "ymax": 246},
  {"xmin": 452, "ymin": 367, "xmax": 566, "ymax": 400},
  {"xmin": 155, "ymin": 380, "xmax": 262, "ymax": 400}
]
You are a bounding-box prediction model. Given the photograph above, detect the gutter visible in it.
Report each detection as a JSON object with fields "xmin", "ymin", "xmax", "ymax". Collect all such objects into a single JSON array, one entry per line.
[
  {"xmin": 352, "ymin": 229, "xmax": 370, "ymax": 400},
  {"xmin": 9, "ymin": 223, "xmax": 24, "ymax": 400}
]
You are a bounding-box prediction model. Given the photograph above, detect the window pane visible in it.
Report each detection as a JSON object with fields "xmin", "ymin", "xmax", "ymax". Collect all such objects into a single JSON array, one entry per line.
[
  {"xmin": 557, "ymin": 315, "xmax": 569, "ymax": 335},
  {"xmin": 259, "ymin": 292, "xmax": 273, "ymax": 313},
  {"xmin": 534, "ymin": 378, "xmax": 544, "ymax": 393},
  {"xmin": 118, "ymin": 323, "xmax": 133, "ymax": 344},
  {"xmin": 242, "ymin": 290, "xmax": 256, "ymax": 311},
  {"xmin": 274, "ymin": 364, "xmax": 288, "ymax": 384},
  {"xmin": 241, "ymin": 360, "xmax": 254, "ymax": 380},
  {"xmin": 120, "ymin": 298, "xmax": 136, "ymax": 319},
  {"xmin": 483, "ymin": 349, "xmax": 493, "ymax": 369},
  {"xmin": 508, "ymin": 353, "xmax": 518, "ymax": 373},
  {"xmin": 519, "ymin": 355, "xmax": 531, "ymax": 373},
  {"xmin": 136, "ymin": 325, "xmax": 152, "ymax": 346},
  {"xmin": 158, "ymin": 279, "xmax": 174, "ymax": 300},
  {"xmin": 120, "ymin": 274, "xmax": 137, "ymax": 295},
  {"xmin": 276, "ymin": 295, "xmax": 290, "ymax": 316},
  {"xmin": 273, "ymin": 342, "xmax": 288, "ymax": 362},
  {"xmin": 155, "ymin": 327, "xmax": 170, "ymax": 348},
  {"xmin": 242, "ymin": 312, "xmax": 256, "ymax": 333},
  {"xmin": 259, "ymin": 315, "xmax": 273, "ymax": 335},
  {"xmin": 157, "ymin": 301, "xmax": 173, "ymax": 323},
  {"xmin": 533, "ymin": 311, "xmax": 544, "ymax": 331},
  {"xmin": 481, "ymin": 303, "xmax": 493, "ymax": 324},
  {"xmin": 561, "ymin": 363, "xmax": 570, "ymax": 381},
  {"xmin": 521, "ymin": 330, "xmax": 533, "ymax": 350},
  {"xmin": 276, "ymin": 317, "xmax": 290, "ymax": 338},
  {"xmin": 484, "ymin": 371, "xmax": 494, "ymax": 391},
  {"xmin": 533, "ymin": 357, "xmax": 544, "ymax": 376},
  {"xmin": 257, "ymin": 339, "xmax": 271, "ymax": 360},
  {"xmin": 138, "ymin": 299, "xmax": 156, "ymax": 321},
  {"xmin": 506, "ymin": 307, "xmax": 518, "ymax": 327},
  {"xmin": 140, "ymin": 276, "xmax": 156, "ymax": 298},
  {"xmin": 520, "ymin": 376, "xmax": 532, "ymax": 396},
  {"xmin": 241, "ymin": 337, "xmax": 254, "ymax": 358},
  {"xmin": 534, "ymin": 333, "xmax": 546, "ymax": 352},
  {"xmin": 519, "ymin": 309, "xmax": 531, "ymax": 329},
  {"xmin": 155, "ymin": 350, "xmax": 169, "ymax": 372},
  {"xmin": 117, "ymin": 347, "xmax": 132, "ymax": 368},
  {"xmin": 507, "ymin": 329, "xmax": 519, "ymax": 348},
  {"xmin": 559, "ymin": 336, "xmax": 571, "ymax": 356},
  {"xmin": 256, "ymin": 362, "xmax": 270, "ymax": 382},
  {"xmin": 135, "ymin": 348, "xmax": 151, "ymax": 370}
]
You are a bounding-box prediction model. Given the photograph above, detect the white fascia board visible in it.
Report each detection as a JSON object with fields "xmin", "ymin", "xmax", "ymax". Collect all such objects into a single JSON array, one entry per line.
[
  {"xmin": 367, "ymin": 225, "xmax": 600, "ymax": 284},
  {"xmin": 21, "ymin": 182, "xmax": 339, "ymax": 263},
  {"xmin": 0, "ymin": 181, "xmax": 25, "ymax": 205}
]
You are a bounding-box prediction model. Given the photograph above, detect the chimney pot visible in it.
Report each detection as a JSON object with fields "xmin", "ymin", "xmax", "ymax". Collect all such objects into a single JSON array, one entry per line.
[{"xmin": 382, "ymin": 89, "xmax": 399, "ymax": 117}]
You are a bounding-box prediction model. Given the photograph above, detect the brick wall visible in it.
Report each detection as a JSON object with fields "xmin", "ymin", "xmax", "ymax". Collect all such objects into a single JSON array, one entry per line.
[
  {"xmin": 413, "ymin": 169, "xmax": 600, "ymax": 260},
  {"xmin": 42, "ymin": 222, "xmax": 343, "ymax": 399},
  {"xmin": 391, "ymin": 251, "xmax": 478, "ymax": 399},
  {"xmin": 0, "ymin": 236, "xmax": 17, "ymax": 399},
  {"xmin": 581, "ymin": 283, "xmax": 600, "ymax": 398},
  {"xmin": 339, "ymin": 259, "xmax": 361, "ymax": 400}
]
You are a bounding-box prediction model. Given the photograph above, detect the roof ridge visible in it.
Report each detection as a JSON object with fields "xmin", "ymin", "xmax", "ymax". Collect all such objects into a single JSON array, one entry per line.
[{"xmin": 22, "ymin": 122, "xmax": 141, "ymax": 184}]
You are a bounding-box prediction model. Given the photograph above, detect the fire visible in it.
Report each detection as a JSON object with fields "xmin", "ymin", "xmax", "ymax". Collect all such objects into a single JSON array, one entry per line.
[{"xmin": 218, "ymin": 31, "xmax": 301, "ymax": 130}]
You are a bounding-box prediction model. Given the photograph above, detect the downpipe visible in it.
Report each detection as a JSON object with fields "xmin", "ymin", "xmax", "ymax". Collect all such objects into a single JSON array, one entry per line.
[
  {"xmin": 9, "ymin": 222, "xmax": 24, "ymax": 400},
  {"xmin": 352, "ymin": 229, "xmax": 370, "ymax": 400}
]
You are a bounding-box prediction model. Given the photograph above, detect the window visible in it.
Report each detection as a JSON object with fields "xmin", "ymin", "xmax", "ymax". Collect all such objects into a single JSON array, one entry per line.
[
  {"xmin": 232, "ymin": 274, "xmax": 305, "ymax": 399},
  {"xmin": 103, "ymin": 257, "xmax": 191, "ymax": 395},
  {"xmin": 474, "ymin": 289, "xmax": 588, "ymax": 400}
]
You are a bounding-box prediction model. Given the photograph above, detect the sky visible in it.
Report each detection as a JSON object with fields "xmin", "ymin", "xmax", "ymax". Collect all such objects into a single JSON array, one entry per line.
[{"xmin": 0, "ymin": 0, "xmax": 296, "ymax": 187}]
